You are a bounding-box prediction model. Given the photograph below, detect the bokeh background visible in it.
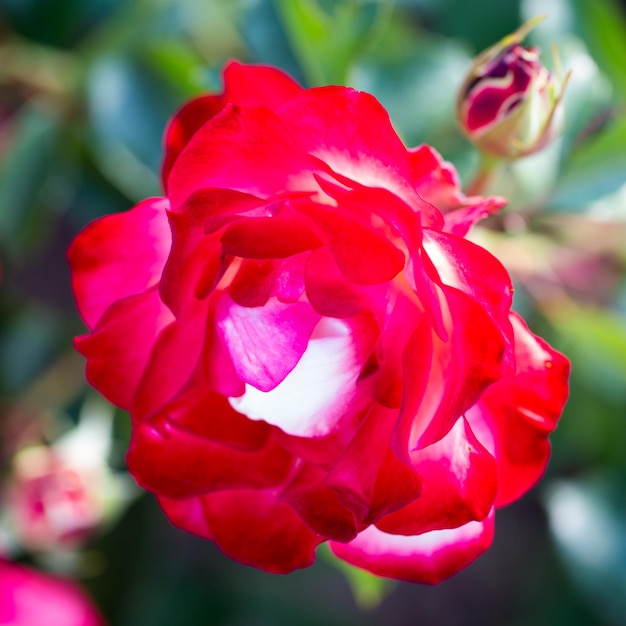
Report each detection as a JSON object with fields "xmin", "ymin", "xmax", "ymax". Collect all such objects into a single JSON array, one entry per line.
[{"xmin": 0, "ymin": 0, "xmax": 625, "ymax": 624}]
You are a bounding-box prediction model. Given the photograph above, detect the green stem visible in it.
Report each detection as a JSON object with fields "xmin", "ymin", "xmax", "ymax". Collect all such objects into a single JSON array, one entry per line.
[{"xmin": 465, "ymin": 153, "xmax": 500, "ymax": 196}]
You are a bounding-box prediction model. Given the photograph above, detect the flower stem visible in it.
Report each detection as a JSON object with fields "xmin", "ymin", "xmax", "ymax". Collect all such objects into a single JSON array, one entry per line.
[{"xmin": 466, "ymin": 153, "xmax": 500, "ymax": 196}]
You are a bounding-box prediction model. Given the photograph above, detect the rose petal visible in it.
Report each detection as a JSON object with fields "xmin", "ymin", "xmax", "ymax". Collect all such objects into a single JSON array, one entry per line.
[
  {"xmin": 217, "ymin": 295, "xmax": 321, "ymax": 392},
  {"xmin": 127, "ymin": 415, "xmax": 292, "ymax": 499},
  {"xmin": 167, "ymin": 105, "xmax": 326, "ymax": 211},
  {"xmin": 327, "ymin": 405, "xmax": 422, "ymax": 525},
  {"xmin": 282, "ymin": 463, "xmax": 359, "ymax": 542},
  {"xmin": 75, "ymin": 287, "xmax": 174, "ymax": 410},
  {"xmin": 200, "ymin": 489, "xmax": 323, "ymax": 573},
  {"xmin": 277, "ymin": 87, "xmax": 427, "ymax": 213},
  {"xmin": 68, "ymin": 197, "xmax": 171, "ymax": 329},
  {"xmin": 229, "ymin": 315, "xmax": 377, "ymax": 437},
  {"xmin": 467, "ymin": 312, "xmax": 570, "ymax": 506},
  {"xmin": 376, "ymin": 417, "xmax": 497, "ymax": 535},
  {"xmin": 330, "ymin": 509, "xmax": 495, "ymax": 584}
]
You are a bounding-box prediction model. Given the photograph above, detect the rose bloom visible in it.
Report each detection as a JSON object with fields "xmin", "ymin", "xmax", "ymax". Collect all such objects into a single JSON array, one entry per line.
[
  {"xmin": 0, "ymin": 560, "xmax": 104, "ymax": 626},
  {"xmin": 69, "ymin": 62, "xmax": 569, "ymax": 583}
]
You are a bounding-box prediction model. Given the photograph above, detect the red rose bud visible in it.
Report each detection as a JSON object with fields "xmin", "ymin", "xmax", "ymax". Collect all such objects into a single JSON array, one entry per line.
[{"xmin": 457, "ymin": 17, "xmax": 569, "ymax": 160}]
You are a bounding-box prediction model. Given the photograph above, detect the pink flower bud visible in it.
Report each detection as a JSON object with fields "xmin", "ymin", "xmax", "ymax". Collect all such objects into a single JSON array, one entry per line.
[{"xmin": 457, "ymin": 17, "xmax": 569, "ymax": 160}]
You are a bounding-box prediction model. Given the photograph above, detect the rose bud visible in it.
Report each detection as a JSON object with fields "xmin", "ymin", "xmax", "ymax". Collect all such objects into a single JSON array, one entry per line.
[
  {"xmin": 0, "ymin": 560, "xmax": 105, "ymax": 626},
  {"xmin": 457, "ymin": 17, "xmax": 569, "ymax": 160},
  {"xmin": 69, "ymin": 61, "xmax": 569, "ymax": 583}
]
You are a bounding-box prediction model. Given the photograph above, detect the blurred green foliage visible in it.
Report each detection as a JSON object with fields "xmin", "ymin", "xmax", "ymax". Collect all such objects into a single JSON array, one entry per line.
[{"xmin": 0, "ymin": 0, "xmax": 625, "ymax": 625}]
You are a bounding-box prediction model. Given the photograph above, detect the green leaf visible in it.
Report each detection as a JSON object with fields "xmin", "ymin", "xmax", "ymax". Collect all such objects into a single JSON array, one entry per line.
[
  {"xmin": 320, "ymin": 545, "xmax": 395, "ymax": 610},
  {"xmin": 571, "ymin": 0, "xmax": 626, "ymax": 102},
  {"xmin": 0, "ymin": 106, "xmax": 62, "ymax": 257},
  {"xmin": 275, "ymin": 0, "xmax": 381, "ymax": 86},
  {"xmin": 550, "ymin": 114, "xmax": 626, "ymax": 213}
]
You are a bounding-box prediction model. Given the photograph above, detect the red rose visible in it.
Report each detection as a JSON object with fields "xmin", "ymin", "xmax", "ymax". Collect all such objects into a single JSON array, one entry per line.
[
  {"xmin": 0, "ymin": 560, "xmax": 105, "ymax": 626},
  {"xmin": 69, "ymin": 62, "xmax": 569, "ymax": 582}
]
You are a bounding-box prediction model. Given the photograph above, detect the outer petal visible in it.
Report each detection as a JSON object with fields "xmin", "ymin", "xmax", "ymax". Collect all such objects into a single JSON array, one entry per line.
[
  {"xmin": 167, "ymin": 105, "xmax": 326, "ymax": 211},
  {"xmin": 127, "ymin": 414, "xmax": 292, "ymax": 499},
  {"xmin": 467, "ymin": 313, "xmax": 570, "ymax": 506},
  {"xmin": 222, "ymin": 61, "xmax": 303, "ymax": 107},
  {"xmin": 281, "ymin": 463, "xmax": 359, "ymax": 542},
  {"xmin": 409, "ymin": 145, "xmax": 505, "ymax": 235},
  {"xmin": 229, "ymin": 314, "xmax": 377, "ymax": 438},
  {"xmin": 376, "ymin": 417, "xmax": 497, "ymax": 535},
  {"xmin": 162, "ymin": 62, "xmax": 302, "ymax": 188},
  {"xmin": 68, "ymin": 197, "xmax": 171, "ymax": 329},
  {"xmin": 75, "ymin": 288, "xmax": 174, "ymax": 410},
  {"xmin": 277, "ymin": 87, "xmax": 437, "ymax": 219},
  {"xmin": 330, "ymin": 509, "xmax": 495, "ymax": 584},
  {"xmin": 200, "ymin": 489, "xmax": 323, "ymax": 573}
]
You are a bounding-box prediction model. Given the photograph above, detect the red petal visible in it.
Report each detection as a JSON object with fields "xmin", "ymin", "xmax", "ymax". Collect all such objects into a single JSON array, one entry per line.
[
  {"xmin": 162, "ymin": 94, "xmax": 225, "ymax": 189},
  {"xmin": 296, "ymin": 200, "xmax": 405, "ymax": 285},
  {"xmin": 468, "ymin": 313, "xmax": 570, "ymax": 506},
  {"xmin": 395, "ymin": 288, "xmax": 505, "ymax": 451},
  {"xmin": 167, "ymin": 105, "xmax": 325, "ymax": 211},
  {"xmin": 200, "ymin": 489, "xmax": 323, "ymax": 573},
  {"xmin": 161, "ymin": 187, "xmax": 264, "ymax": 314},
  {"xmin": 158, "ymin": 495, "xmax": 213, "ymax": 540},
  {"xmin": 68, "ymin": 197, "xmax": 171, "ymax": 329},
  {"xmin": 327, "ymin": 405, "xmax": 422, "ymax": 525},
  {"xmin": 127, "ymin": 415, "xmax": 292, "ymax": 499},
  {"xmin": 282, "ymin": 463, "xmax": 359, "ymax": 542},
  {"xmin": 75, "ymin": 287, "xmax": 174, "ymax": 410},
  {"xmin": 277, "ymin": 87, "xmax": 428, "ymax": 213},
  {"xmin": 223, "ymin": 61, "xmax": 302, "ymax": 107},
  {"xmin": 376, "ymin": 417, "xmax": 497, "ymax": 535},
  {"xmin": 329, "ymin": 509, "xmax": 495, "ymax": 584},
  {"xmin": 220, "ymin": 213, "xmax": 322, "ymax": 259}
]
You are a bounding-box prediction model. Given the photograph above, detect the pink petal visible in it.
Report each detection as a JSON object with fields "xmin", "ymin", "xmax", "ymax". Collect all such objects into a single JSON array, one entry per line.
[
  {"xmin": 68, "ymin": 197, "xmax": 171, "ymax": 329},
  {"xmin": 376, "ymin": 417, "xmax": 497, "ymax": 535},
  {"xmin": 330, "ymin": 509, "xmax": 495, "ymax": 584},
  {"xmin": 75, "ymin": 287, "xmax": 174, "ymax": 410},
  {"xmin": 200, "ymin": 489, "xmax": 323, "ymax": 573},
  {"xmin": 467, "ymin": 313, "xmax": 570, "ymax": 506},
  {"xmin": 167, "ymin": 105, "xmax": 326, "ymax": 211},
  {"xmin": 0, "ymin": 560, "xmax": 105, "ymax": 626},
  {"xmin": 442, "ymin": 196, "xmax": 506, "ymax": 237},
  {"xmin": 217, "ymin": 295, "xmax": 321, "ymax": 392},
  {"xmin": 127, "ymin": 415, "xmax": 292, "ymax": 499},
  {"xmin": 229, "ymin": 314, "xmax": 378, "ymax": 437}
]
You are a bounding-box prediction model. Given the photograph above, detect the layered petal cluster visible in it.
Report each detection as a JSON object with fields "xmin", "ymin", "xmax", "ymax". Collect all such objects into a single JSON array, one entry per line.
[{"xmin": 69, "ymin": 62, "xmax": 569, "ymax": 583}]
